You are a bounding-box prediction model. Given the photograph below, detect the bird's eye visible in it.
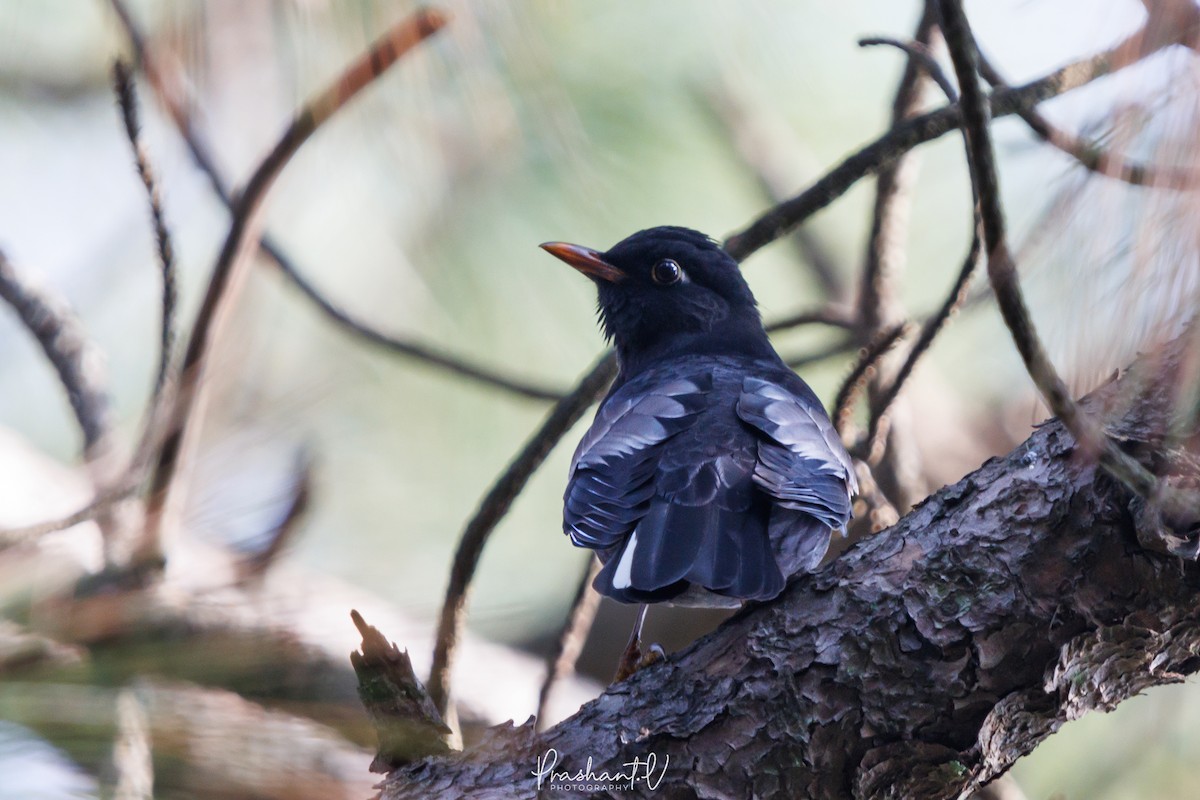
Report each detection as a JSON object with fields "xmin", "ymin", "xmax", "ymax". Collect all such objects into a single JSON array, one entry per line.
[{"xmin": 651, "ymin": 259, "xmax": 683, "ymax": 286}]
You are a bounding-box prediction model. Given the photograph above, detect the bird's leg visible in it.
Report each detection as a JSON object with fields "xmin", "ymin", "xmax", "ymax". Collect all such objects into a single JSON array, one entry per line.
[
  {"xmin": 613, "ymin": 604, "xmax": 664, "ymax": 681},
  {"xmin": 613, "ymin": 604, "xmax": 647, "ymax": 681}
]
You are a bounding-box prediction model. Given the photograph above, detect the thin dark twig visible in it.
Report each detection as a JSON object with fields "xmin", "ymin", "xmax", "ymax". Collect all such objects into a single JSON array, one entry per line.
[
  {"xmin": 852, "ymin": 459, "xmax": 901, "ymax": 534},
  {"xmin": 723, "ymin": 21, "xmax": 1190, "ymax": 263},
  {"xmin": 857, "ymin": 29, "xmax": 984, "ymax": 460},
  {"xmin": 427, "ymin": 352, "xmax": 617, "ymax": 718},
  {"xmin": 237, "ymin": 449, "xmax": 312, "ymax": 582},
  {"xmin": 112, "ymin": 60, "xmax": 176, "ymax": 408},
  {"xmin": 853, "ymin": 6, "xmax": 939, "ymax": 512},
  {"xmin": 765, "ymin": 305, "xmax": 857, "ymax": 333},
  {"xmin": 536, "ymin": 555, "xmax": 602, "ymax": 731},
  {"xmin": 111, "ymin": 60, "xmax": 180, "ymax": 473},
  {"xmin": 139, "ymin": 8, "xmax": 450, "ymax": 566},
  {"xmin": 866, "ymin": 230, "xmax": 981, "ymax": 455},
  {"xmin": 832, "ymin": 324, "xmax": 910, "ymax": 438},
  {"xmin": 107, "ymin": 0, "xmax": 563, "ymax": 402},
  {"xmin": 783, "ymin": 269, "xmax": 1004, "ymax": 377},
  {"xmin": 106, "ymin": 0, "xmax": 222, "ymax": 188},
  {"xmin": 936, "ymin": 0, "xmax": 1160, "ymax": 500},
  {"xmin": 857, "ymin": 5, "xmax": 939, "ymax": 336},
  {"xmin": 275, "ymin": 249, "xmax": 564, "ymax": 400},
  {"xmin": 859, "ymin": 37, "xmax": 957, "ymax": 102},
  {"xmin": 785, "ymin": 337, "xmax": 859, "ymax": 370},
  {"xmin": 0, "ymin": 483, "xmax": 140, "ymax": 548},
  {"xmin": 976, "ymin": 49, "xmax": 1199, "ymax": 189},
  {"xmin": 701, "ymin": 82, "xmax": 848, "ymax": 300},
  {"xmin": 0, "ymin": 251, "xmax": 112, "ymax": 454}
]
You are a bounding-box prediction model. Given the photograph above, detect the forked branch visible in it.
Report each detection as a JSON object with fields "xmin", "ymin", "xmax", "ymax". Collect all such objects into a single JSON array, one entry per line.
[
  {"xmin": 723, "ymin": 11, "xmax": 1200, "ymax": 262},
  {"xmin": 107, "ymin": 0, "xmax": 563, "ymax": 403},
  {"xmin": 137, "ymin": 8, "xmax": 449, "ymax": 568}
]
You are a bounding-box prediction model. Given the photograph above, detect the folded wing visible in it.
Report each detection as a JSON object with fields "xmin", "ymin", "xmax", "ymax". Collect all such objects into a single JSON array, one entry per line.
[
  {"xmin": 736, "ymin": 375, "xmax": 857, "ymax": 575},
  {"xmin": 563, "ymin": 375, "xmax": 708, "ymax": 553}
]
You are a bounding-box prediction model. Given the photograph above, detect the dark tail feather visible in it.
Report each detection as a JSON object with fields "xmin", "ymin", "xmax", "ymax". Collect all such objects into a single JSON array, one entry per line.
[
  {"xmin": 594, "ymin": 500, "xmax": 784, "ymax": 603},
  {"xmin": 769, "ymin": 508, "xmax": 834, "ymax": 577}
]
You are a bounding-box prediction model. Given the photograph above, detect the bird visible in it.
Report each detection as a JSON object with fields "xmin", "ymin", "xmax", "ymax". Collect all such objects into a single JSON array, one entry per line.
[{"xmin": 541, "ymin": 226, "xmax": 857, "ymax": 672}]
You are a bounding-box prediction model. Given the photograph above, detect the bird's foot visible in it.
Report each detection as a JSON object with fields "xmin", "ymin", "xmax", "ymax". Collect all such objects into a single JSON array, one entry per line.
[
  {"xmin": 638, "ymin": 643, "xmax": 666, "ymax": 669},
  {"xmin": 613, "ymin": 642, "xmax": 665, "ymax": 682}
]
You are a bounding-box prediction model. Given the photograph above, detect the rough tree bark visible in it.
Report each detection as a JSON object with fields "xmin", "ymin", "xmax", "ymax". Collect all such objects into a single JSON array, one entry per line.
[{"xmin": 380, "ymin": 336, "xmax": 1200, "ymax": 799}]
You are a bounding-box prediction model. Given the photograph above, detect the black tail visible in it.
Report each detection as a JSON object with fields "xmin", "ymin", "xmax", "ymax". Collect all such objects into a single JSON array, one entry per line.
[{"xmin": 594, "ymin": 498, "xmax": 784, "ymax": 603}]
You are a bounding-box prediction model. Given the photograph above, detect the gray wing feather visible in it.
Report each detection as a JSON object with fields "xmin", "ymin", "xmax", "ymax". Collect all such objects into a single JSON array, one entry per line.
[
  {"xmin": 737, "ymin": 376, "xmax": 857, "ymax": 532},
  {"xmin": 570, "ymin": 379, "xmax": 699, "ymax": 471},
  {"xmin": 564, "ymin": 376, "xmax": 705, "ymax": 550}
]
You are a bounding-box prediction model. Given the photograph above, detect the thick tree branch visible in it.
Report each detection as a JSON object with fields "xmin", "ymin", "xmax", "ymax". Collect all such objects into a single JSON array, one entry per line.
[{"xmin": 379, "ymin": 330, "xmax": 1200, "ymax": 800}]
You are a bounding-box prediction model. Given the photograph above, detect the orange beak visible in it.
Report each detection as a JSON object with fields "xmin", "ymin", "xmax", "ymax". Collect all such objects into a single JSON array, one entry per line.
[{"xmin": 539, "ymin": 241, "xmax": 625, "ymax": 283}]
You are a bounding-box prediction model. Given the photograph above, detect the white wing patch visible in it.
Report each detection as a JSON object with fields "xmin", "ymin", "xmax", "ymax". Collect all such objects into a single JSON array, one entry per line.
[{"xmin": 611, "ymin": 532, "xmax": 639, "ymax": 589}]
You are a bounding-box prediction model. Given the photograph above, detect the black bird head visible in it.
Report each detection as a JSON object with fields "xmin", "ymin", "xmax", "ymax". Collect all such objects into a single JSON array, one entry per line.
[{"xmin": 541, "ymin": 226, "xmax": 774, "ymax": 374}]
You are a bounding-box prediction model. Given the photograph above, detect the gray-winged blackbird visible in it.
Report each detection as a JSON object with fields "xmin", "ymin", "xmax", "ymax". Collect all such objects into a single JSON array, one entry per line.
[{"xmin": 541, "ymin": 226, "xmax": 857, "ymax": 615}]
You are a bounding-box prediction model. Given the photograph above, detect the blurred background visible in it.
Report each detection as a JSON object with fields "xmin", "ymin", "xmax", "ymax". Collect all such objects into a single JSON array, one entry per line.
[{"xmin": 1, "ymin": 0, "xmax": 1199, "ymax": 797}]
